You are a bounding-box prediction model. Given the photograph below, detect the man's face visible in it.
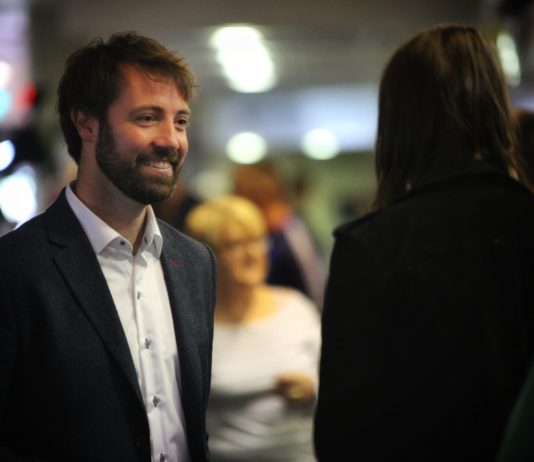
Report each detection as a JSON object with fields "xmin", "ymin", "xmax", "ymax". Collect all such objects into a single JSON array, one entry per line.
[{"xmin": 95, "ymin": 65, "xmax": 190, "ymax": 205}]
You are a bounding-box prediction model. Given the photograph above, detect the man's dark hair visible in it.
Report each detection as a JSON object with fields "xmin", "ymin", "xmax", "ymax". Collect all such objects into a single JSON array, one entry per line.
[
  {"xmin": 57, "ymin": 31, "xmax": 197, "ymax": 163},
  {"xmin": 374, "ymin": 24, "xmax": 520, "ymax": 208}
]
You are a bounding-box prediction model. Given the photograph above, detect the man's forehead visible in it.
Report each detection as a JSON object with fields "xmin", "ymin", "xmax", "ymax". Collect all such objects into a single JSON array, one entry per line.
[
  {"xmin": 114, "ymin": 64, "xmax": 189, "ymax": 109},
  {"xmin": 118, "ymin": 64, "xmax": 184, "ymax": 97}
]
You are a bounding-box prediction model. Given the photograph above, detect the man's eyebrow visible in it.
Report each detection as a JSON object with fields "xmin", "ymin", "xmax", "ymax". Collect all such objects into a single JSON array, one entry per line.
[
  {"xmin": 177, "ymin": 108, "xmax": 191, "ymax": 116},
  {"xmin": 129, "ymin": 106, "xmax": 191, "ymax": 116}
]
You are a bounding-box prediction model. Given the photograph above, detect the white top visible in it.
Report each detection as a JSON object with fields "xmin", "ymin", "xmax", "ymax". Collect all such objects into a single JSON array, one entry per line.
[
  {"xmin": 207, "ymin": 288, "xmax": 321, "ymax": 462},
  {"xmin": 66, "ymin": 185, "xmax": 190, "ymax": 462}
]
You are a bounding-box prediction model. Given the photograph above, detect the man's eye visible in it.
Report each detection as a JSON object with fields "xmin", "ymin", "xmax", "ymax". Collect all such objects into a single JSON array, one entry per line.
[
  {"xmin": 137, "ymin": 114, "xmax": 156, "ymax": 123},
  {"xmin": 176, "ymin": 118, "xmax": 189, "ymax": 128}
]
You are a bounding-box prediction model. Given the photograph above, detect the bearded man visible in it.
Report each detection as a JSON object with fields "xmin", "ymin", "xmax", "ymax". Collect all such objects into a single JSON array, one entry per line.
[{"xmin": 0, "ymin": 32, "xmax": 216, "ymax": 462}]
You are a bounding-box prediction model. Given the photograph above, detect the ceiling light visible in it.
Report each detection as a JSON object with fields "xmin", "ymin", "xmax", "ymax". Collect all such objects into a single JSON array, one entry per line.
[
  {"xmin": 301, "ymin": 128, "xmax": 340, "ymax": 160},
  {"xmin": 497, "ymin": 32, "xmax": 521, "ymax": 87},
  {"xmin": 226, "ymin": 131, "xmax": 267, "ymax": 164},
  {"xmin": 0, "ymin": 164, "xmax": 37, "ymax": 225},
  {"xmin": 0, "ymin": 139, "xmax": 15, "ymax": 171},
  {"xmin": 211, "ymin": 25, "xmax": 277, "ymax": 93}
]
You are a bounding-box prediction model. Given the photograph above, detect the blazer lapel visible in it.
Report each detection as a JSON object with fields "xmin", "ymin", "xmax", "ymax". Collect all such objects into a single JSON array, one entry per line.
[
  {"xmin": 159, "ymin": 229, "xmax": 205, "ymax": 404},
  {"xmin": 160, "ymin": 238, "xmax": 201, "ymax": 367},
  {"xmin": 45, "ymin": 191, "xmax": 143, "ymax": 405}
]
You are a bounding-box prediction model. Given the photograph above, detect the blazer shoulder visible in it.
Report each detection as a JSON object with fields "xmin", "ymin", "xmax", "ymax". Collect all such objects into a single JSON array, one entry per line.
[
  {"xmin": 0, "ymin": 212, "xmax": 47, "ymax": 252},
  {"xmin": 158, "ymin": 219, "xmax": 215, "ymax": 260}
]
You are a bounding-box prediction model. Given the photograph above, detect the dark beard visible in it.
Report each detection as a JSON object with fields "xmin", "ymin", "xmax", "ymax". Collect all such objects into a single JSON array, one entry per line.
[{"xmin": 95, "ymin": 120, "xmax": 182, "ymax": 205}]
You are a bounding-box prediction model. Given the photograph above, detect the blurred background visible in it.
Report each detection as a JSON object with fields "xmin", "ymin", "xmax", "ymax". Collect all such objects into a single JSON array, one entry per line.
[{"xmin": 0, "ymin": 0, "xmax": 533, "ymax": 258}]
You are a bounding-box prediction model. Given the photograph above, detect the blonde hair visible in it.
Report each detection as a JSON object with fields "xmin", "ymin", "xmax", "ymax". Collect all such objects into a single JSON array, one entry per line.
[{"xmin": 185, "ymin": 195, "xmax": 267, "ymax": 251}]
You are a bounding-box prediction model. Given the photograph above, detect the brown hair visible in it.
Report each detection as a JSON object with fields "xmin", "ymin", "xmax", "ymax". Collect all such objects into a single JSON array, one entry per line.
[
  {"xmin": 57, "ymin": 31, "xmax": 197, "ymax": 163},
  {"xmin": 374, "ymin": 24, "xmax": 519, "ymax": 208}
]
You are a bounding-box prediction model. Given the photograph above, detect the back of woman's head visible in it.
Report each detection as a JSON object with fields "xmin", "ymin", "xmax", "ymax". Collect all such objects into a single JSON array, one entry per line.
[{"xmin": 374, "ymin": 24, "xmax": 517, "ymax": 208}]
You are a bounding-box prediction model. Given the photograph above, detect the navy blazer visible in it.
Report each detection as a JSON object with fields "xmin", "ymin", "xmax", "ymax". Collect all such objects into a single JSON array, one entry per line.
[{"xmin": 0, "ymin": 190, "xmax": 217, "ymax": 461}]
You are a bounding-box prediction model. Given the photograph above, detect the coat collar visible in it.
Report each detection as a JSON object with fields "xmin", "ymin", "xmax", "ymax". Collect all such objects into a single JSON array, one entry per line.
[
  {"xmin": 394, "ymin": 159, "xmax": 530, "ymax": 206},
  {"xmin": 335, "ymin": 160, "xmax": 530, "ymax": 236}
]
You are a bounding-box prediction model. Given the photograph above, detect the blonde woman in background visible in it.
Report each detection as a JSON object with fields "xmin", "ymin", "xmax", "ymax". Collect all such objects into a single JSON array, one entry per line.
[{"xmin": 186, "ymin": 195, "xmax": 320, "ymax": 462}]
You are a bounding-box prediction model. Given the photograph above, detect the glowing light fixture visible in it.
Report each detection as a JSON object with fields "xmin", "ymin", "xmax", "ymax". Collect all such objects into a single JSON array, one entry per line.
[
  {"xmin": 301, "ymin": 128, "xmax": 340, "ymax": 160},
  {"xmin": 497, "ymin": 32, "xmax": 521, "ymax": 87},
  {"xmin": 210, "ymin": 25, "xmax": 277, "ymax": 93},
  {"xmin": 226, "ymin": 131, "xmax": 267, "ymax": 164},
  {"xmin": 0, "ymin": 164, "xmax": 37, "ymax": 225},
  {"xmin": 0, "ymin": 139, "xmax": 15, "ymax": 171}
]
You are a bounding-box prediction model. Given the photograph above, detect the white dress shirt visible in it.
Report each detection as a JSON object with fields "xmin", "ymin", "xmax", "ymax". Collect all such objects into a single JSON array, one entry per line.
[{"xmin": 66, "ymin": 185, "xmax": 190, "ymax": 462}]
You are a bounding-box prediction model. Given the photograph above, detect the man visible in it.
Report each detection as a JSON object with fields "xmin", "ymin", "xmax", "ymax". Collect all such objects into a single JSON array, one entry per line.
[
  {"xmin": 0, "ymin": 32, "xmax": 216, "ymax": 462},
  {"xmin": 314, "ymin": 25, "xmax": 534, "ymax": 461}
]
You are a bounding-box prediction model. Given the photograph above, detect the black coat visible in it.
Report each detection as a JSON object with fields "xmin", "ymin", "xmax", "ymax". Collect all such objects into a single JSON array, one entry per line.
[
  {"xmin": 314, "ymin": 161, "xmax": 534, "ymax": 461},
  {"xmin": 0, "ymin": 191, "xmax": 217, "ymax": 462}
]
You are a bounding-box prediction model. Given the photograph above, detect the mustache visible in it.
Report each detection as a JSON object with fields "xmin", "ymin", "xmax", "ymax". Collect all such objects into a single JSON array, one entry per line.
[{"xmin": 137, "ymin": 147, "xmax": 182, "ymax": 167}]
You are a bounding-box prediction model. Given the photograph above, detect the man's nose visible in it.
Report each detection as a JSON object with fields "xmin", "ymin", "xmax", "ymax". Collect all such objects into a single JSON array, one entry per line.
[{"xmin": 154, "ymin": 120, "xmax": 180, "ymax": 151}]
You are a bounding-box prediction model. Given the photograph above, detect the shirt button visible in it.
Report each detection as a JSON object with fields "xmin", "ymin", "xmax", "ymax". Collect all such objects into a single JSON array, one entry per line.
[
  {"xmin": 137, "ymin": 291, "xmax": 141, "ymax": 300},
  {"xmin": 153, "ymin": 395, "xmax": 161, "ymax": 407},
  {"xmin": 160, "ymin": 454, "xmax": 167, "ymax": 462},
  {"xmin": 144, "ymin": 338, "xmax": 152, "ymax": 349},
  {"xmin": 120, "ymin": 240, "xmax": 126, "ymax": 246}
]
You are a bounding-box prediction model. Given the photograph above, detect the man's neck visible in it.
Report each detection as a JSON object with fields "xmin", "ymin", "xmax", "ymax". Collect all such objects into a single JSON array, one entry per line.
[{"xmin": 72, "ymin": 179, "xmax": 148, "ymax": 254}]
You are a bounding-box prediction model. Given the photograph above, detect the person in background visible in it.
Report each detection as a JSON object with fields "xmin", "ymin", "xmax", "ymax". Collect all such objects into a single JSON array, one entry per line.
[
  {"xmin": 314, "ymin": 24, "xmax": 534, "ymax": 462},
  {"xmin": 186, "ymin": 195, "xmax": 321, "ymax": 462},
  {"xmin": 0, "ymin": 32, "xmax": 216, "ymax": 462},
  {"xmin": 232, "ymin": 161, "xmax": 326, "ymax": 310}
]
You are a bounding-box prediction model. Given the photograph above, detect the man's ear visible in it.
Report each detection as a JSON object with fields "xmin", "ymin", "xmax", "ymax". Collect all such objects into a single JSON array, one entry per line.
[{"xmin": 71, "ymin": 109, "xmax": 98, "ymax": 143}]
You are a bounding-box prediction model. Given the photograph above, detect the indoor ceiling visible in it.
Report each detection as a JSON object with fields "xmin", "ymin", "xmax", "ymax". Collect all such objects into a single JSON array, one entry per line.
[
  {"xmin": 21, "ymin": 0, "xmax": 524, "ymax": 164},
  {"xmin": 29, "ymin": 0, "xmax": 488, "ymax": 93}
]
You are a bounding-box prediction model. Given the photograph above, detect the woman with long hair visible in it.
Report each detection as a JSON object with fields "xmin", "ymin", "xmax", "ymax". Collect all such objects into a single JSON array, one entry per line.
[{"xmin": 314, "ymin": 24, "xmax": 534, "ymax": 462}]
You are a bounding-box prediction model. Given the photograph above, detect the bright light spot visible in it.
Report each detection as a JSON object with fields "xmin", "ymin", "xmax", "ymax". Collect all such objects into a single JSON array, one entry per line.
[
  {"xmin": 210, "ymin": 25, "xmax": 277, "ymax": 93},
  {"xmin": 0, "ymin": 61, "xmax": 12, "ymax": 88},
  {"xmin": 210, "ymin": 26, "xmax": 262, "ymax": 49},
  {"xmin": 0, "ymin": 140, "xmax": 15, "ymax": 171},
  {"xmin": 0, "ymin": 164, "xmax": 37, "ymax": 225},
  {"xmin": 497, "ymin": 32, "xmax": 521, "ymax": 87},
  {"xmin": 301, "ymin": 128, "xmax": 340, "ymax": 160},
  {"xmin": 0, "ymin": 90, "xmax": 12, "ymax": 120},
  {"xmin": 226, "ymin": 132, "xmax": 268, "ymax": 164},
  {"xmin": 216, "ymin": 48, "xmax": 276, "ymax": 92}
]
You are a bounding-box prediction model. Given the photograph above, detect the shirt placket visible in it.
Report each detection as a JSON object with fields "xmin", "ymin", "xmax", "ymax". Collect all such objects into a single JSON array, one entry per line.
[{"xmin": 133, "ymin": 250, "xmax": 168, "ymax": 462}]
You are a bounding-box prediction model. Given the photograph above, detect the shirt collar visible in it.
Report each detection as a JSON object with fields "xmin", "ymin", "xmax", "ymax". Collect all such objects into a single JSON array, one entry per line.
[{"xmin": 65, "ymin": 183, "xmax": 163, "ymax": 257}]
